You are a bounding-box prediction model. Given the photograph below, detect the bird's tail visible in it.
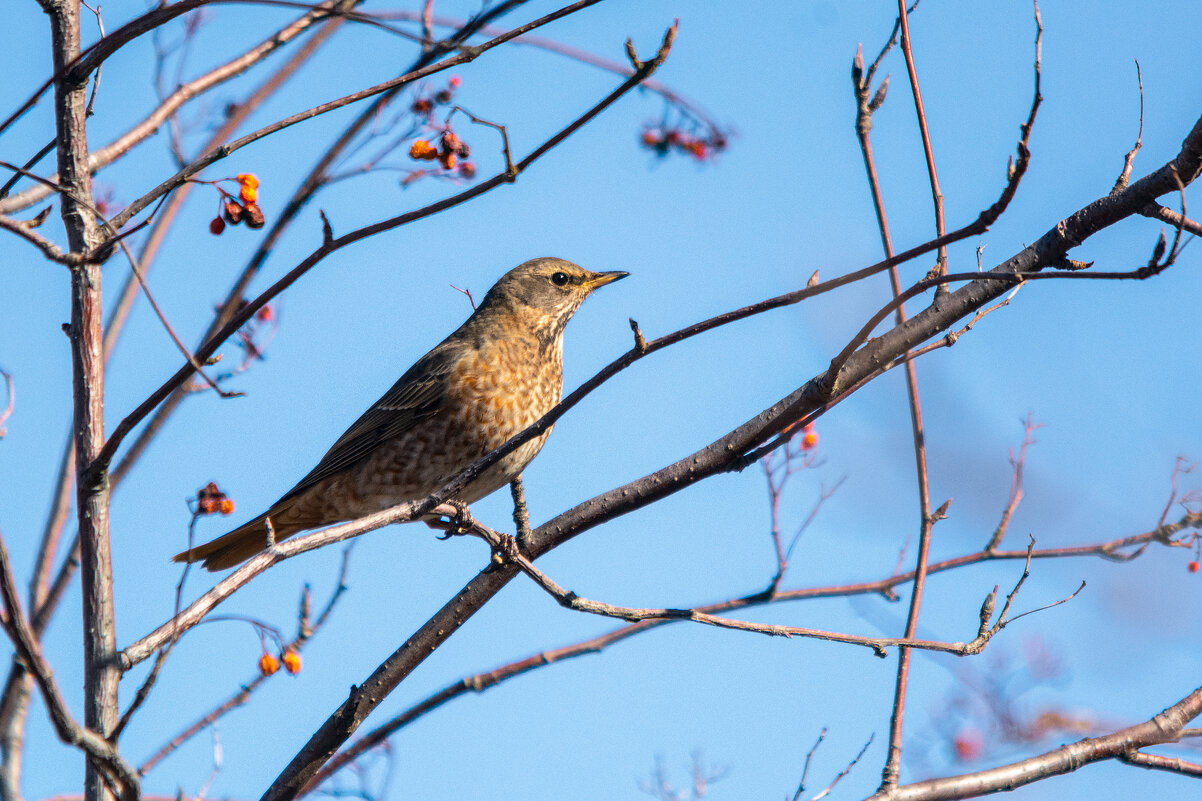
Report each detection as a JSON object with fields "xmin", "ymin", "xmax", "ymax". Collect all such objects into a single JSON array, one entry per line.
[{"xmin": 172, "ymin": 511, "xmax": 303, "ymax": 571}]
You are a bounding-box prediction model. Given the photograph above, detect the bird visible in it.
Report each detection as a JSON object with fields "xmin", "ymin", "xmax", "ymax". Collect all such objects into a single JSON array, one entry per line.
[{"xmin": 174, "ymin": 257, "xmax": 628, "ymax": 570}]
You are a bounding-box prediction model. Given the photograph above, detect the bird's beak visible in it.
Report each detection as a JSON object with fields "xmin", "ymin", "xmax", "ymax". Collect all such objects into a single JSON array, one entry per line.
[{"xmin": 583, "ymin": 270, "xmax": 630, "ymax": 290}]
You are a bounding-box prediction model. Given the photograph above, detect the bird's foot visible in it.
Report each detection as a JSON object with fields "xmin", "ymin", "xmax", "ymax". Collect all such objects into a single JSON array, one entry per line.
[
  {"xmin": 425, "ymin": 500, "xmax": 474, "ymax": 539},
  {"xmin": 489, "ymin": 533, "xmax": 521, "ymax": 568}
]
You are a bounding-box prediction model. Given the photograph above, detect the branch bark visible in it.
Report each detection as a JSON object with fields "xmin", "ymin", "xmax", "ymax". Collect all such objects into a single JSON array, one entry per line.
[{"xmin": 42, "ymin": 3, "xmax": 119, "ymax": 801}]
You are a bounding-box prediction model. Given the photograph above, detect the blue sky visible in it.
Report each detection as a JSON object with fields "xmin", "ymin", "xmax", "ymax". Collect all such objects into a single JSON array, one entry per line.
[{"xmin": 2, "ymin": 1, "xmax": 1201, "ymax": 799}]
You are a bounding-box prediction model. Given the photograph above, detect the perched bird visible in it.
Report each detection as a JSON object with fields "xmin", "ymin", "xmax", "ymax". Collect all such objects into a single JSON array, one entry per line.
[{"xmin": 175, "ymin": 257, "xmax": 627, "ymax": 570}]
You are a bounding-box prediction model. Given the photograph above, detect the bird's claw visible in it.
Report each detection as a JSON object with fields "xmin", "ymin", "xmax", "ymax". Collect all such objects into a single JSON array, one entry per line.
[
  {"xmin": 427, "ymin": 499, "xmax": 474, "ymax": 538},
  {"xmin": 485, "ymin": 533, "xmax": 521, "ymax": 571}
]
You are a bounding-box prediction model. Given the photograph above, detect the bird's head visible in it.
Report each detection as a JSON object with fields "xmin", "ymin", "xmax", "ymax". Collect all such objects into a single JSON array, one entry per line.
[{"xmin": 475, "ymin": 257, "xmax": 629, "ymax": 341}]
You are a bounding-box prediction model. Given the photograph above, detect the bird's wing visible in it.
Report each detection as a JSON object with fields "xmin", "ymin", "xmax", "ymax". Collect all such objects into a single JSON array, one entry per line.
[{"xmin": 276, "ymin": 341, "xmax": 462, "ymax": 503}]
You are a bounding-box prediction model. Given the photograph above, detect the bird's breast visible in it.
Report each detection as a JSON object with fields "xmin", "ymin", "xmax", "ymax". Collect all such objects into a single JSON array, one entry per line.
[{"xmin": 446, "ymin": 337, "xmax": 562, "ymax": 451}]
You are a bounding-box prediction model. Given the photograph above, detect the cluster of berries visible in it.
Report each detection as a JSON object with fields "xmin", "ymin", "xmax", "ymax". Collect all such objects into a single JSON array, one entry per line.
[
  {"xmin": 640, "ymin": 127, "xmax": 727, "ymax": 162},
  {"xmin": 409, "ymin": 129, "xmax": 475, "ymax": 177},
  {"xmin": 209, "ymin": 174, "xmax": 264, "ymax": 235},
  {"xmin": 410, "ymin": 75, "xmax": 461, "ymax": 117},
  {"xmin": 259, "ymin": 648, "xmax": 302, "ymax": 676},
  {"xmin": 195, "ymin": 482, "xmax": 234, "ymax": 516}
]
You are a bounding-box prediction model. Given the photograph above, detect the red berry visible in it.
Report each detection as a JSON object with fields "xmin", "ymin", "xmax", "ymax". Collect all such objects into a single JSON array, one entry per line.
[
  {"xmin": 1189, "ymin": 561, "xmax": 1200, "ymax": 573},
  {"xmin": 209, "ymin": 216, "xmax": 226, "ymax": 235},
  {"xmin": 243, "ymin": 202, "xmax": 266, "ymax": 229}
]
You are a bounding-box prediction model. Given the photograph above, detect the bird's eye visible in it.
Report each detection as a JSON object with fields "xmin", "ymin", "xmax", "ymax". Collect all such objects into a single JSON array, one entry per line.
[{"xmin": 551, "ymin": 271, "xmax": 569, "ymax": 286}]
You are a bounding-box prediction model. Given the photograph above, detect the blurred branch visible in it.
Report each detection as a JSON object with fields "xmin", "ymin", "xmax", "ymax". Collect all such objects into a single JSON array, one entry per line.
[
  {"xmin": 106, "ymin": 0, "xmax": 607, "ymax": 231},
  {"xmin": 378, "ymin": 9, "xmax": 724, "ymax": 135},
  {"xmin": 0, "ymin": 0, "xmax": 358, "ymax": 214},
  {"xmin": 868, "ymin": 685, "xmax": 1202, "ymax": 800},
  {"xmin": 108, "ymin": 1, "xmax": 538, "ymax": 499}
]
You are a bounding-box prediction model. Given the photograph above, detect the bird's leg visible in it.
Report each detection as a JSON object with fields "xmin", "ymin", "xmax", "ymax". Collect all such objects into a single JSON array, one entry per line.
[{"xmin": 509, "ymin": 476, "xmax": 532, "ymax": 550}]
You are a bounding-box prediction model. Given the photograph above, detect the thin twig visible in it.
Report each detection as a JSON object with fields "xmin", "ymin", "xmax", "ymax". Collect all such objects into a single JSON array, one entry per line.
[
  {"xmin": 467, "ymin": 515, "xmax": 1052, "ymax": 659},
  {"xmin": 792, "ymin": 728, "xmax": 827, "ymax": 801},
  {"xmin": 810, "ymin": 733, "xmax": 874, "ymax": 801},
  {"xmin": 896, "ymin": 0, "xmax": 947, "ymax": 282},
  {"xmin": 1112, "ymin": 60, "xmax": 1144, "ymax": 195},
  {"xmin": 305, "ymin": 509, "xmax": 1199, "ymax": 792}
]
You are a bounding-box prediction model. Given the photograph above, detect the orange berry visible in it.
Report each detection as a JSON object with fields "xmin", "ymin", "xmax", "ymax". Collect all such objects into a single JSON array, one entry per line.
[
  {"xmin": 259, "ymin": 653, "xmax": 280, "ymax": 676},
  {"xmin": 801, "ymin": 432, "xmax": 819, "ymax": 450},
  {"xmin": 282, "ymin": 649, "xmax": 302, "ymax": 674},
  {"xmin": 458, "ymin": 161, "xmax": 477, "ymax": 179},
  {"xmin": 641, "ymin": 131, "xmax": 659, "ymax": 147},
  {"xmin": 236, "ymin": 174, "xmax": 259, "ymax": 204},
  {"xmin": 439, "ymin": 151, "xmax": 456, "ymax": 170},
  {"xmin": 219, "ymin": 498, "xmax": 235, "ymax": 515},
  {"xmin": 408, "ymin": 139, "xmax": 438, "ymax": 160},
  {"xmin": 209, "ymin": 217, "xmax": 226, "ymax": 235},
  {"xmin": 1189, "ymin": 561, "xmax": 1200, "ymax": 573}
]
